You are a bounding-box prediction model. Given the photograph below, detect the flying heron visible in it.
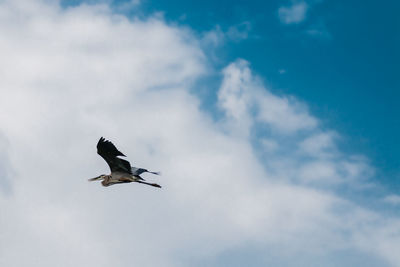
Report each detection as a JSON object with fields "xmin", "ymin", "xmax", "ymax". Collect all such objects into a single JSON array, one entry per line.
[{"xmin": 89, "ymin": 137, "xmax": 161, "ymax": 188}]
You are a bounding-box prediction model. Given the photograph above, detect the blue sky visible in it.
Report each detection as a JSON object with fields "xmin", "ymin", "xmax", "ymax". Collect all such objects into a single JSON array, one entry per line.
[
  {"xmin": 66, "ymin": 0, "xmax": 400, "ymax": 188},
  {"xmin": 142, "ymin": 0, "xmax": 400, "ymax": 188},
  {"xmin": 1, "ymin": 0, "xmax": 399, "ymax": 266}
]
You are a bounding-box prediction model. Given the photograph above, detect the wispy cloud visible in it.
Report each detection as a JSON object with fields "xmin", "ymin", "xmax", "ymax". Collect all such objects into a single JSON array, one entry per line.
[
  {"xmin": 306, "ymin": 21, "xmax": 332, "ymax": 39},
  {"xmin": 202, "ymin": 21, "xmax": 252, "ymax": 48},
  {"xmin": 278, "ymin": 0, "xmax": 332, "ymax": 40},
  {"xmin": 278, "ymin": 1, "xmax": 309, "ymax": 24},
  {"xmin": 279, "ymin": 68, "xmax": 287, "ymax": 74},
  {"xmin": 112, "ymin": 0, "xmax": 141, "ymax": 13},
  {"xmin": 226, "ymin": 21, "xmax": 252, "ymax": 41},
  {"xmin": 383, "ymin": 195, "xmax": 400, "ymax": 205}
]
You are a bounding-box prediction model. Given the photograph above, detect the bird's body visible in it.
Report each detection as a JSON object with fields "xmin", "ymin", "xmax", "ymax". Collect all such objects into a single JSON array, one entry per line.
[
  {"xmin": 92, "ymin": 173, "xmax": 136, "ymax": 187},
  {"xmin": 89, "ymin": 137, "xmax": 161, "ymax": 188}
]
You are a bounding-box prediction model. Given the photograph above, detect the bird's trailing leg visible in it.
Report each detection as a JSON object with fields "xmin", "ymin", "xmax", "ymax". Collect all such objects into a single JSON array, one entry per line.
[{"xmin": 135, "ymin": 180, "xmax": 161, "ymax": 188}]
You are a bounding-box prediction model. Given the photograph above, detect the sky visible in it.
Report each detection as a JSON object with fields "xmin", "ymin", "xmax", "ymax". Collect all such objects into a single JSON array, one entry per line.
[
  {"xmin": 0, "ymin": 0, "xmax": 399, "ymax": 266},
  {"xmin": 129, "ymin": 0, "xmax": 400, "ymax": 188}
]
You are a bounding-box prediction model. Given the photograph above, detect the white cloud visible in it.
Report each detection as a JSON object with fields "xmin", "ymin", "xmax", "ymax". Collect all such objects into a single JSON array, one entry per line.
[
  {"xmin": 202, "ymin": 25, "xmax": 226, "ymax": 47},
  {"xmin": 278, "ymin": 1, "xmax": 308, "ymax": 24},
  {"xmin": 219, "ymin": 59, "xmax": 317, "ymax": 135},
  {"xmin": 0, "ymin": 1, "xmax": 399, "ymax": 267},
  {"xmin": 299, "ymin": 132, "xmax": 337, "ymax": 157},
  {"xmin": 0, "ymin": 133, "xmax": 13, "ymax": 194},
  {"xmin": 383, "ymin": 195, "xmax": 400, "ymax": 205}
]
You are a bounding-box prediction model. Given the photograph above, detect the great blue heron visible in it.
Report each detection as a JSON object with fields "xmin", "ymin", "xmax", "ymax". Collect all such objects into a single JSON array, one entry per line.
[{"xmin": 89, "ymin": 137, "xmax": 161, "ymax": 188}]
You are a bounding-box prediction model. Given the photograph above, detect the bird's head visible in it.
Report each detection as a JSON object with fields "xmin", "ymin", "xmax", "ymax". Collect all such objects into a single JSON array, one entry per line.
[{"xmin": 88, "ymin": 174, "xmax": 107, "ymax": 182}]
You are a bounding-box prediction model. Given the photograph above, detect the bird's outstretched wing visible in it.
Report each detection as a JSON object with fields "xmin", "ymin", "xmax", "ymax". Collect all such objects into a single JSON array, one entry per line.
[{"xmin": 97, "ymin": 137, "xmax": 133, "ymax": 174}]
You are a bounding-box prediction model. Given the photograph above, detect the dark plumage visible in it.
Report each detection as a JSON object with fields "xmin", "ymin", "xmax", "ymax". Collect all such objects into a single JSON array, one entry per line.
[
  {"xmin": 89, "ymin": 137, "xmax": 161, "ymax": 188},
  {"xmin": 97, "ymin": 137, "xmax": 132, "ymax": 174}
]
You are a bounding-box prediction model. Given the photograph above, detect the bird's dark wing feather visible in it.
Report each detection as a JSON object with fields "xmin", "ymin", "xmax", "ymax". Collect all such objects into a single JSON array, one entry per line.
[
  {"xmin": 112, "ymin": 158, "xmax": 132, "ymax": 174},
  {"xmin": 97, "ymin": 137, "xmax": 125, "ymax": 157},
  {"xmin": 97, "ymin": 137, "xmax": 133, "ymax": 174}
]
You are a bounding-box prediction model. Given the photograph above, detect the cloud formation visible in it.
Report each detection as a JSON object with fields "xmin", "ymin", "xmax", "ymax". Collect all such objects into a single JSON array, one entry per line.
[
  {"xmin": 278, "ymin": 1, "xmax": 309, "ymax": 24},
  {"xmin": 0, "ymin": 1, "xmax": 399, "ymax": 267},
  {"xmin": 219, "ymin": 60, "xmax": 317, "ymax": 134}
]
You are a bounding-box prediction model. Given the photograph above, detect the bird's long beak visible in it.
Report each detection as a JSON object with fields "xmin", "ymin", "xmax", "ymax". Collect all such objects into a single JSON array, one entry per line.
[{"xmin": 88, "ymin": 175, "xmax": 102, "ymax": 182}]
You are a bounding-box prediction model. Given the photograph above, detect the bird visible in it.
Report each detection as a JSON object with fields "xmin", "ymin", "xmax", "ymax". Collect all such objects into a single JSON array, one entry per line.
[{"xmin": 89, "ymin": 137, "xmax": 161, "ymax": 188}]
